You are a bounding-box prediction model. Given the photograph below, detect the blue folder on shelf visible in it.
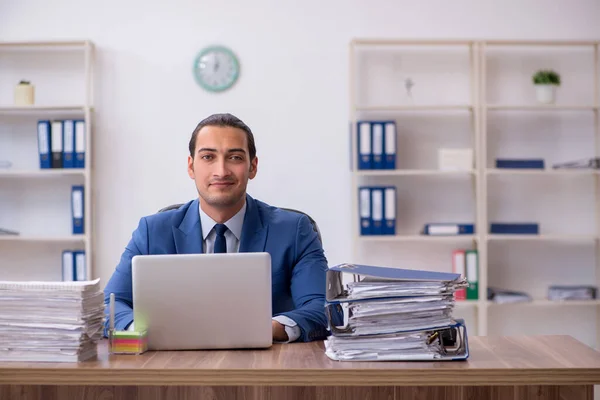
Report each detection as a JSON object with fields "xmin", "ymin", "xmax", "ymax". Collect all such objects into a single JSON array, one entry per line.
[
  {"xmin": 71, "ymin": 185, "xmax": 84, "ymax": 235},
  {"xmin": 490, "ymin": 223, "xmax": 539, "ymax": 234},
  {"xmin": 51, "ymin": 120, "xmax": 63, "ymax": 168},
  {"xmin": 75, "ymin": 120, "xmax": 86, "ymax": 169},
  {"xmin": 422, "ymin": 223, "xmax": 475, "ymax": 236},
  {"xmin": 371, "ymin": 122, "xmax": 384, "ymax": 170},
  {"xmin": 383, "ymin": 121, "xmax": 396, "ymax": 170},
  {"xmin": 383, "ymin": 186, "xmax": 396, "ymax": 235},
  {"xmin": 37, "ymin": 120, "xmax": 51, "ymax": 169},
  {"xmin": 370, "ymin": 187, "xmax": 384, "ymax": 235},
  {"xmin": 61, "ymin": 250, "xmax": 75, "ymax": 281},
  {"xmin": 358, "ymin": 187, "xmax": 372, "ymax": 235},
  {"xmin": 357, "ymin": 121, "xmax": 372, "ymax": 170},
  {"xmin": 62, "ymin": 120, "xmax": 75, "ymax": 169},
  {"xmin": 496, "ymin": 159, "xmax": 544, "ymax": 169},
  {"xmin": 74, "ymin": 250, "xmax": 86, "ymax": 281}
]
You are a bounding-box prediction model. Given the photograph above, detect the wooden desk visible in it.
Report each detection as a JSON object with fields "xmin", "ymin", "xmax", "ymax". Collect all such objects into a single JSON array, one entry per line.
[{"xmin": 2, "ymin": 335, "xmax": 600, "ymax": 400}]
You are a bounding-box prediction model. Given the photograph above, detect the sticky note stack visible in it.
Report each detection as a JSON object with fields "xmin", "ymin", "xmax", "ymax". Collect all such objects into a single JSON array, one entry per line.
[{"xmin": 110, "ymin": 330, "xmax": 148, "ymax": 355}]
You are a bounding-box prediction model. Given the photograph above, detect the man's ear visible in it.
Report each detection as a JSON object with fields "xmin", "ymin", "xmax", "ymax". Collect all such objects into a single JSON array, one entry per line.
[
  {"xmin": 187, "ymin": 155, "xmax": 195, "ymax": 179},
  {"xmin": 249, "ymin": 157, "xmax": 258, "ymax": 179}
]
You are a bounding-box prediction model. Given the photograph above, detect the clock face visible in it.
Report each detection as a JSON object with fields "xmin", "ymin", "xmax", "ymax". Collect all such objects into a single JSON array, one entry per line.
[{"xmin": 193, "ymin": 46, "xmax": 240, "ymax": 92}]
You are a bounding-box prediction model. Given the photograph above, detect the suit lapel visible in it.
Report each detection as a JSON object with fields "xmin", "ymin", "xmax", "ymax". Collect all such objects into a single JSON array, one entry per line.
[
  {"xmin": 173, "ymin": 198, "xmax": 204, "ymax": 254},
  {"xmin": 239, "ymin": 195, "xmax": 268, "ymax": 253}
]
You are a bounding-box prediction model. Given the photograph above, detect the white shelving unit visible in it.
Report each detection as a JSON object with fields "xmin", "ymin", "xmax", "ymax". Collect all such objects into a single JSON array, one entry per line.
[
  {"xmin": 0, "ymin": 41, "xmax": 94, "ymax": 281},
  {"xmin": 349, "ymin": 39, "xmax": 600, "ymax": 349}
]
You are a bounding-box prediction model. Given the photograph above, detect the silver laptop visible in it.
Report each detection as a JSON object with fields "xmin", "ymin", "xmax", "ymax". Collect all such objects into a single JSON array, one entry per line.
[{"xmin": 132, "ymin": 252, "xmax": 272, "ymax": 350}]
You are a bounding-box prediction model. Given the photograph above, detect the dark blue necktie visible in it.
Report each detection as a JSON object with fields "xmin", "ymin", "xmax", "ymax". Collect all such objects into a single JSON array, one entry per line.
[{"xmin": 213, "ymin": 224, "xmax": 228, "ymax": 253}]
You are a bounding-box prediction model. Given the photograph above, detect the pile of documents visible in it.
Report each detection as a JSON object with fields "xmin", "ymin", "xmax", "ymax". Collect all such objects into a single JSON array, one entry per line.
[
  {"xmin": 0, "ymin": 278, "xmax": 104, "ymax": 362},
  {"xmin": 324, "ymin": 264, "xmax": 469, "ymax": 361},
  {"xmin": 488, "ymin": 287, "xmax": 532, "ymax": 304},
  {"xmin": 548, "ymin": 285, "xmax": 597, "ymax": 301},
  {"xmin": 552, "ymin": 157, "xmax": 600, "ymax": 170}
]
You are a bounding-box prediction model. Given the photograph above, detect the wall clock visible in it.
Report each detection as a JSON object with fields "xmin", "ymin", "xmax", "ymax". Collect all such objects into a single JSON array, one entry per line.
[{"xmin": 193, "ymin": 45, "xmax": 240, "ymax": 92}]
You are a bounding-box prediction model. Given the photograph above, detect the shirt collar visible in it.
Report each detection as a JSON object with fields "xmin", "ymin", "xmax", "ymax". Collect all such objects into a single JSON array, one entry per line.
[{"xmin": 198, "ymin": 200, "xmax": 246, "ymax": 241}]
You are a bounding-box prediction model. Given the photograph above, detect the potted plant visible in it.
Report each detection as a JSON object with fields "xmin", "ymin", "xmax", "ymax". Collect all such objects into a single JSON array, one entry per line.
[{"xmin": 532, "ymin": 70, "xmax": 560, "ymax": 104}]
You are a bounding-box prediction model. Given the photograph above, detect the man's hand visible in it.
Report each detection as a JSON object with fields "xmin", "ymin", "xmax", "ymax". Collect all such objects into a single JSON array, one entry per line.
[{"xmin": 272, "ymin": 320, "xmax": 289, "ymax": 342}]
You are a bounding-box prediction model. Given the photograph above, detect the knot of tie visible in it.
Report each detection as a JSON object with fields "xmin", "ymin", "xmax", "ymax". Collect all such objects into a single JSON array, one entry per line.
[{"xmin": 214, "ymin": 224, "xmax": 228, "ymax": 236}]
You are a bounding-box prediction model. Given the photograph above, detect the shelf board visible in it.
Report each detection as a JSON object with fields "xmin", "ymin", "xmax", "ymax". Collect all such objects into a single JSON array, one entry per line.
[
  {"xmin": 355, "ymin": 105, "xmax": 473, "ymax": 112},
  {"xmin": 359, "ymin": 234, "xmax": 477, "ymax": 242},
  {"xmin": 0, "ymin": 105, "xmax": 90, "ymax": 114},
  {"xmin": 488, "ymin": 299, "xmax": 600, "ymax": 307},
  {"xmin": 487, "ymin": 234, "xmax": 597, "ymax": 242},
  {"xmin": 351, "ymin": 39, "xmax": 475, "ymax": 46},
  {"xmin": 454, "ymin": 300, "xmax": 480, "ymax": 308},
  {"xmin": 0, "ymin": 169, "xmax": 86, "ymax": 178},
  {"xmin": 486, "ymin": 169, "xmax": 598, "ymax": 176},
  {"xmin": 0, "ymin": 235, "xmax": 87, "ymax": 243},
  {"xmin": 356, "ymin": 169, "xmax": 475, "ymax": 177},
  {"xmin": 484, "ymin": 39, "xmax": 599, "ymax": 47},
  {"xmin": 0, "ymin": 41, "xmax": 92, "ymax": 49},
  {"xmin": 486, "ymin": 104, "xmax": 598, "ymax": 111}
]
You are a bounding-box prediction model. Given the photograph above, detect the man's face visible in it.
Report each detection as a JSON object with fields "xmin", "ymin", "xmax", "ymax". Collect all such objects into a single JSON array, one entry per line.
[{"xmin": 187, "ymin": 125, "xmax": 257, "ymax": 209}]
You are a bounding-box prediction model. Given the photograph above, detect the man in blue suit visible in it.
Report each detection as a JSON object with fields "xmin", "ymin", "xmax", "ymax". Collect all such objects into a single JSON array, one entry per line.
[{"xmin": 103, "ymin": 113, "xmax": 329, "ymax": 343}]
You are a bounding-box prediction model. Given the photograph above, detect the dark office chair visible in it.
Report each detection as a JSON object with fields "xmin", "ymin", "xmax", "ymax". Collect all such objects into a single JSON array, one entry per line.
[{"xmin": 158, "ymin": 203, "xmax": 322, "ymax": 244}]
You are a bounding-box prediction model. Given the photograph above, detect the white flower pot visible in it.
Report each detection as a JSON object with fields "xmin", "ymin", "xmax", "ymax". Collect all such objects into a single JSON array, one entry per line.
[
  {"xmin": 535, "ymin": 84, "xmax": 557, "ymax": 104},
  {"xmin": 14, "ymin": 83, "xmax": 35, "ymax": 106}
]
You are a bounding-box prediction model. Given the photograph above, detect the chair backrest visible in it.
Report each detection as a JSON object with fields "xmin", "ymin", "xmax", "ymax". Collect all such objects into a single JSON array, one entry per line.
[
  {"xmin": 279, "ymin": 207, "xmax": 322, "ymax": 244},
  {"xmin": 158, "ymin": 203, "xmax": 322, "ymax": 243},
  {"xmin": 158, "ymin": 203, "xmax": 184, "ymax": 213}
]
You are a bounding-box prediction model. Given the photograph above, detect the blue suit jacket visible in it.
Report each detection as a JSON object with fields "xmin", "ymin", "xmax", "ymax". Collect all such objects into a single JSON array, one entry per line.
[{"xmin": 103, "ymin": 195, "xmax": 329, "ymax": 342}]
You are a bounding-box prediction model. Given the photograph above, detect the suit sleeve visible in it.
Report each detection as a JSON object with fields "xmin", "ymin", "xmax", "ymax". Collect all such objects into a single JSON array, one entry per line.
[
  {"xmin": 103, "ymin": 217, "xmax": 149, "ymax": 337},
  {"xmin": 277, "ymin": 215, "xmax": 329, "ymax": 342}
]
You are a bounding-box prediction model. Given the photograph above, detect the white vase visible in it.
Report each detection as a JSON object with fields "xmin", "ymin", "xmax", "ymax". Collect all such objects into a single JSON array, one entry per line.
[
  {"xmin": 535, "ymin": 84, "xmax": 557, "ymax": 104},
  {"xmin": 14, "ymin": 83, "xmax": 35, "ymax": 106}
]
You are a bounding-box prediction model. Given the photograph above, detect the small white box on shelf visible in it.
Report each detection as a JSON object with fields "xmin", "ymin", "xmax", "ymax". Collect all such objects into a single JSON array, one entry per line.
[{"xmin": 438, "ymin": 148, "xmax": 473, "ymax": 171}]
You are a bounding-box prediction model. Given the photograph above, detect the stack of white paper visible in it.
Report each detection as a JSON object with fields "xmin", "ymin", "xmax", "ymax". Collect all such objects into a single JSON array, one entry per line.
[
  {"xmin": 324, "ymin": 264, "xmax": 469, "ymax": 361},
  {"xmin": 0, "ymin": 279, "xmax": 104, "ymax": 362}
]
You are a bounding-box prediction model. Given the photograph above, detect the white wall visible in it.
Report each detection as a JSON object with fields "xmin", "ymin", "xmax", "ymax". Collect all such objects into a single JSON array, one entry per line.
[{"xmin": 1, "ymin": 0, "xmax": 600, "ymax": 296}]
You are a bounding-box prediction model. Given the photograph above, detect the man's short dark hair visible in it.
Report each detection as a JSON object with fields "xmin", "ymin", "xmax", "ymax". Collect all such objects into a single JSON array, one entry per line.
[{"xmin": 189, "ymin": 113, "xmax": 256, "ymax": 160}]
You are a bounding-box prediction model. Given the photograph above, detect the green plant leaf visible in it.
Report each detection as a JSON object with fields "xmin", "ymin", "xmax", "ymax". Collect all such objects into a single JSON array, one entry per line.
[{"xmin": 532, "ymin": 69, "xmax": 560, "ymax": 85}]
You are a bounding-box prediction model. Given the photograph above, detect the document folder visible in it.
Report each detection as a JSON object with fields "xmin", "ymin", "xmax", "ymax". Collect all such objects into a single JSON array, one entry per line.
[
  {"xmin": 61, "ymin": 250, "xmax": 75, "ymax": 281},
  {"xmin": 324, "ymin": 263, "xmax": 469, "ymax": 361},
  {"xmin": 74, "ymin": 250, "xmax": 86, "ymax": 281},
  {"xmin": 496, "ymin": 158, "xmax": 544, "ymax": 169},
  {"xmin": 383, "ymin": 186, "xmax": 396, "ymax": 235},
  {"xmin": 75, "ymin": 120, "xmax": 86, "ymax": 168},
  {"xmin": 62, "ymin": 120, "xmax": 75, "ymax": 169},
  {"xmin": 370, "ymin": 188, "xmax": 384, "ymax": 235},
  {"xmin": 324, "ymin": 319, "xmax": 469, "ymax": 361},
  {"xmin": 326, "ymin": 264, "xmax": 466, "ymax": 304},
  {"xmin": 423, "ymin": 223, "xmax": 474, "ymax": 236},
  {"xmin": 383, "ymin": 121, "xmax": 396, "ymax": 170},
  {"xmin": 37, "ymin": 120, "xmax": 51, "ymax": 169},
  {"xmin": 357, "ymin": 121, "xmax": 372, "ymax": 170},
  {"xmin": 51, "ymin": 120, "xmax": 63, "ymax": 168},
  {"xmin": 372, "ymin": 123, "xmax": 384, "ymax": 170},
  {"xmin": 71, "ymin": 185, "xmax": 84, "ymax": 234},
  {"xmin": 358, "ymin": 187, "xmax": 371, "ymax": 235}
]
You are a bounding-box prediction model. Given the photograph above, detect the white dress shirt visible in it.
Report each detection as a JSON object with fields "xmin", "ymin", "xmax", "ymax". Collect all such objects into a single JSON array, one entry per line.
[{"xmin": 130, "ymin": 201, "xmax": 301, "ymax": 342}]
